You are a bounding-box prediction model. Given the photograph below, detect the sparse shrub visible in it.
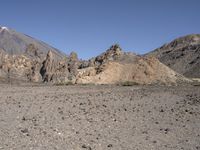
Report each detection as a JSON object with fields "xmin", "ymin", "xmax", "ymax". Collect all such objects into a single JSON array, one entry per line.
[
  {"xmin": 80, "ymin": 83, "xmax": 96, "ymax": 86},
  {"xmin": 118, "ymin": 81, "xmax": 139, "ymax": 86},
  {"xmin": 192, "ymin": 79, "xmax": 200, "ymax": 86},
  {"xmin": 193, "ymin": 82, "xmax": 200, "ymax": 86},
  {"xmin": 54, "ymin": 81, "xmax": 74, "ymax": 86}
]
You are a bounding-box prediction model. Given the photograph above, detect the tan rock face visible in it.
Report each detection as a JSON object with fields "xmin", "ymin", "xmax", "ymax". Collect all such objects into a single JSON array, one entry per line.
[
  {"xmin": 40, "ymin": 51, "xmax": 54, "ymax": 82},
  {"xmin": 40, "ymin": 50, "xmax": 69, "ymax": 83},
  {"xmin": 0, "ymin": 49, "xmax": 42, "ymax": 82},
  {"xmin": 94, "ymin": 44, "xmax": 123, "ymax": 65},
  {"xmin": 27, "ymin": 61, "xmax": 42, "ymax": 82},
  {"xmin": 0, "ymin": 48, "xmax": 79, "ymax": 83},
  {"xmin": 77, "ymin": 56, "xmax": 190, "ymax": 85}
]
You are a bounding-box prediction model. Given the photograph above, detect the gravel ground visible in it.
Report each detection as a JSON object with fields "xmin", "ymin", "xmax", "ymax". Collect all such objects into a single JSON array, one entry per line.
[{"xmin": 0, "ymin": 84, "xmax": 199, "ymax": 150}]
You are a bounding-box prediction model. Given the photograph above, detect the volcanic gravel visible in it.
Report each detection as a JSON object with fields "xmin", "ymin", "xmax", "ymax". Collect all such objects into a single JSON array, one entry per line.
[{"xmin": 0, "ymin": 84, "xmax": 199, "ymax": 150}]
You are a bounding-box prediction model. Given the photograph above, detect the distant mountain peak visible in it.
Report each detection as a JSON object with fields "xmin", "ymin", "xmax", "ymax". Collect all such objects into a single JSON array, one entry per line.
[
  {"xmin": 0, "ymin": 26, "xmax": 9, "ymax": 32},
  {"xmin": 0, "ymin": 26, "xmax": 64, "ymax": 58}
]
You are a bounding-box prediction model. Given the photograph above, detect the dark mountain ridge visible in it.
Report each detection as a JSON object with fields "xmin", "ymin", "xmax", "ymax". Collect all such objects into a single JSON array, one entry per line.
[{"xmin": 147, "ymin": 34, "xmax": 200, "ymax": 78}]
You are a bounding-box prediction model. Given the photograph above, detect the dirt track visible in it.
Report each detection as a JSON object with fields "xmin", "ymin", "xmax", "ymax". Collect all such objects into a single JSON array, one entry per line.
[{"xmin": 0, "ymin": 85, "xmax": 200, "ymax": 150}]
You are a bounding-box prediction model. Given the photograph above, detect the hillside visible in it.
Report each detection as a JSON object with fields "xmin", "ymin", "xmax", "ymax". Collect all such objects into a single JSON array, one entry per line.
[{"xmin": 147, "ymin": 34, "xmax": 200, "ymax": 78}]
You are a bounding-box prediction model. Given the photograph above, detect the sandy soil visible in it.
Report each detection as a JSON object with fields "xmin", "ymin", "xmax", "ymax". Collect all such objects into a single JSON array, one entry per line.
[{"xmin": 0, "ymin": 84, "xmax": 199, "ymax": 150}]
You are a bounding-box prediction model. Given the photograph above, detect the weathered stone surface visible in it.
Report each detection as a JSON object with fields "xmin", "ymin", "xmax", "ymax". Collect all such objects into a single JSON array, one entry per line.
[
  {"xmin": 68, "ymin": 52, "xmax": 79, "ymax": 82},
  {"xmin": 94, "ymin": 44, "xmax": 123, "ymax": 65},
  {"xmin": 27, "ymin": 60, "xmax": 42, "ymax": 82},
  {"xmin": 0, "ymin": 49, "xmax": 42, "ymax": 82},
  {"xmin": 77, "ymin": 56, "xmax": 190, "ymax": 85},
  {"xmin": 40, "ymin": 51, "xmax": 55, "ymax": 82},
  {"xmin": 40, "ymin": 50, "xmax": 69, "ymax": 83}
]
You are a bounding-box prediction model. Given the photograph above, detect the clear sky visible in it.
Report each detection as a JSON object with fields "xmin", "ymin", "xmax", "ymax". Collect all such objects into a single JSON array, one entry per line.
[{"xmin": 0, "ymin": 0, "xmax": 200, "ymax": 59}]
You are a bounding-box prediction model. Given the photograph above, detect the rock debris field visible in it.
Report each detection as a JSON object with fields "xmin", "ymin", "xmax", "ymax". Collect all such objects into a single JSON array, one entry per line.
[{"xmin": 0, "ymin": 84, "xmax": 200, "ymax": 150}]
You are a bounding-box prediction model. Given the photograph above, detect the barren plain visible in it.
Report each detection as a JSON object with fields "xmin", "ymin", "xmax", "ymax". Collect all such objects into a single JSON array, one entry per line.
[{"xmin": 0, "ymin": 84, "xmax": 200, "ymax": 150}]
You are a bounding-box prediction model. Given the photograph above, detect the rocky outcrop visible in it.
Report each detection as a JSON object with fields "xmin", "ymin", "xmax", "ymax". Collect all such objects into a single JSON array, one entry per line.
[
  {"xmin": 40, "ymin": 51, "xmax": 55, "ymax": 82},
  {"xmin": 147, "ymin": 34, "xmax": 200, "ymax": 78},
  {"xmin": 68, "ymin": 52, "xmax": 79, "ymax": 82},
  {"xmin": 0, "ymin": 49, "xmax": 8, "ymax": 79},
  {"xmin": 94, "ymin": 44, "xmax": 123, "ymax": 65},
  {"xmin": 40, "ymin": 50, "xmax": 69, "ymax": 83},
  {"xmin": 0, "ymin": 48, "xmax": 79, "ymax": 84},
  {"xmin": 79, "ymin": 44, "xmax": 138, "ymax": 69},
  {"xmin": 0, "ymin": 49, "xmax": 42, "ymax": 82},
  {"xmin": 27, "ymin": 60, "xmax": 42, "ymax": 82},
  {"xmin": 77, "ymin": 56, "xmax": 190, "ymax": 85}
]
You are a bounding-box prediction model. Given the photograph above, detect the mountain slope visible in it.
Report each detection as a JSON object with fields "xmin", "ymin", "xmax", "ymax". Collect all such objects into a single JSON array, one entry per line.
[
  {"xmin": 0, "ymin": 26, "xmax": 64, "ymax": 59},
  {"xmin": 147, "ymin": 34, "xmax": 200, "ymax": 78}
]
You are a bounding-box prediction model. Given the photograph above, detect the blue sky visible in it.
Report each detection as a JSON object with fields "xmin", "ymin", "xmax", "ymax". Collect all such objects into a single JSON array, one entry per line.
[{"xmin": 0, "ymin": 0, "xmax": 200, "ymax": 59}]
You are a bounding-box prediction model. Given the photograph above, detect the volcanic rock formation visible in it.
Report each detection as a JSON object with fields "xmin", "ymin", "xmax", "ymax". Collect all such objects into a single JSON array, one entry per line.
[
  {"xmin": 0, "ymin": 26, "xmax": 195, "ymax": 85},
  {"xmin": 0, "ymin": 48, "xmax": 42, "ymax": 82},
  {"xmin": 40, "ymin": 50, "xmax": 71, "ymax": 83},
  {"xmin": 77, "ymin": 45, "xmax": 190, "ymax": 85}
]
